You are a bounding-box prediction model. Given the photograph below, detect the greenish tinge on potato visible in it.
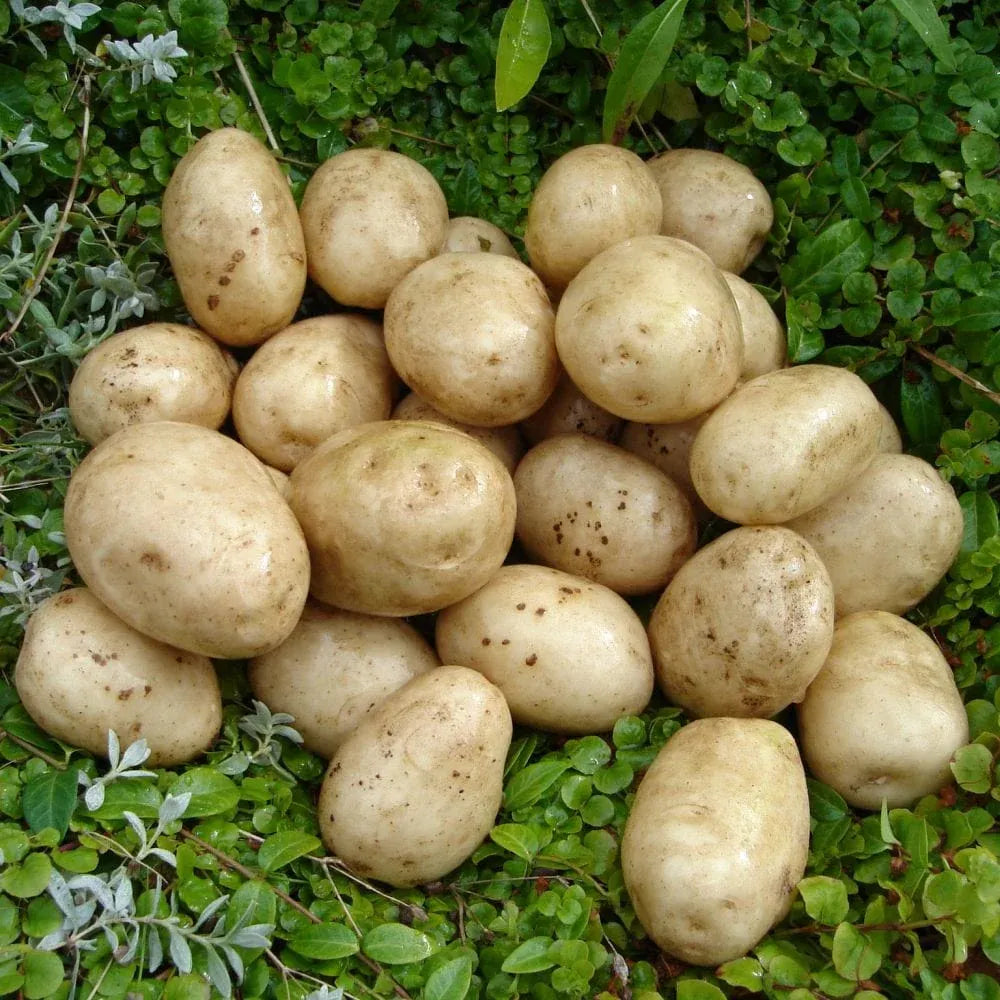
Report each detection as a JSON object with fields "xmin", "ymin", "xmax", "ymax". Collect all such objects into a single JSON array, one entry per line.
[
  {"xmin": 440, "ymin": 216, "xmax": 519, "ymax": 258},
  {"xmin": 798, "ymin": 611, "xmax": 969, "ymax": 810},
  {"xmin": 520, "ymin": 371, "xmax": 624, "ymax": 446},
  {"xmin": 317, "ymin": 666, "xmax": 512, "ymax": 887},
  {"xmin": 621, "ymin": 718, "xmax": 809, "ymax": 966},
  {"xmin": 436, "ymin": 564, "xmax": 654, "ymax": 733},
  {"xmin": 721, "ymin": 272, "xmax": 786, "ymax": 381},
  {"xmin": 15, "ymin": 589, "xmax": 222, "ymax": 766},
  {"xmin": 64, "ymin": 421, "xmax": 311, "ymax": 659},
  {"xmin": 648, "ymin": 526, "xmax": 835, "ymax": 719}
]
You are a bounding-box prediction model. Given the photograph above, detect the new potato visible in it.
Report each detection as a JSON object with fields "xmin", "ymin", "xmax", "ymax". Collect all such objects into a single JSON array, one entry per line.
[
  {"xmin": 520, "ymin": 372, "xmax": 624, "ymax": 445},
  {"xmin": 722, "ymin": 272, "xmax": 786, "ymax": 380},
  {"xmin": 441, "ymin": 216, "xmax": 518, "ymax": 257}
]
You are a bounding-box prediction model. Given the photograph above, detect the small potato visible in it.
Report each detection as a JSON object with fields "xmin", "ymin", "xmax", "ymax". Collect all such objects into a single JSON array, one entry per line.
[
  {"xmin": 436, "ymin": 564, "xmax": 654, "ymax": 733},
  {"xmin": 525, "ymin": 144, "xmax": 663, "ymax": 291},
  {"xmin": 249, "ymin": 604, "xmax": 439, "ymax": 758},
  {"xmin": 786, "ymin": 453, "xmax": 963, "ymax": 616},
  {"xmin": 232, "ymin": 315, "xmax": 396, "ymax": 471},
  {"xmin": 520, "ymin": 372, "xmax": 623, "ymax": 445},
  {"xmin": 648, "ymin": 526, "xmax": 835, "ymax": 718},
  {"xmin": 647, "ymin": 148, "xmax": 773, "ymax": 274},
  {"xmin": 619, "ymin": 415, "xmax": 710, "ymax": 516},
  {"xmin": 690, "ymin": 365, "xmax": 882, "ymax": 524},
  {"xmin": 289, "ymin": 421, "xmax": 516, "ymax": 616},
  {"xmin": 68, "ymin": 323, "xmax": 237, "ymax": 445},
  {"xmin": 300, "ymin": 148, "xmax": 449, "ymax": 308},
  {"xmin": 877, "ymin": 403, "xmax": 903, "ymax": 453},
  {"xmin": 385, "ymin": 252, "xmax": 558, "ymax": 427},
  {"xmin": 318, "ymin": 666, "xmax": 512, "ymax": 887},
  {"xmin": 798, "ymin": 612, "xmax": 969, "ymax": 810},
  {"xmin": 514, "ymin": 434, "xmax": 696, "ymax": 595},
  {"xmin": 264, "ymin": 465, "xmax": 291, "ymax": 499},
  {"xmin": 555, "ymin": 236, "xmax": 743, "ymax": 423},
  {"xmin": 441, "ymin": 216, "xmax": 518, "ymax": 257},
  {"xmin": 722, "ymin": 273, "xmax": 786, "ymax": 380},
  {"xmin": 622, "ymin": 718, "xmax": 809, "ymax": 966},
  {"xmin": 163, "ymin": 128, "xmax": 306, "ymax": 346},
  {"xmin": 15, "ymin": 589, "xmax": 221, "ymax": 765}
]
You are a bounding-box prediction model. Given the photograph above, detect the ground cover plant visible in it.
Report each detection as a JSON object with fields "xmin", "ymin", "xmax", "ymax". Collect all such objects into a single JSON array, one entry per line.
[{"xmin": 1, "ymin": 0, "xmax": 1000, "ymax": 998}]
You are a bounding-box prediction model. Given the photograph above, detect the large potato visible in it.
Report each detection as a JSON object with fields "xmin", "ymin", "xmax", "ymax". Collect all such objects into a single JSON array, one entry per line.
[
  {"xmin": 289, "ymin": 420, "xmax": 516, "ymax": 616},
  {"xmin": 300, "ymin": 148, "xmax": 448, "ymax": 308},
  {"xmin": 441, "ymin": 216, "xmax": 518, "ymax": 257},
  {"xmin": 163, "ymin": 128, "xmax": 306, "ymax": 346},
  {"xmin": 514, "ymin": 434, "xmax": 696, "ymax": 595},
  {"xmin": 65, "ymin": 421, "xmax": 310, "ymax": 658},
  {"xmin": 232, "ymin": 314, "xmax": 396, "ymax": 471},
  {"xmin": 798, "ymin": 612, "xmax": 969, "ymax": 810},
  {"xmin": 622, "ymin": 718, "xmax": 809, "ymax": 966},
  {"xmin": 249, "ymin": 604, "xmax": 439, "ymax": 758},
  {"xmin": 555, "ymin": 236, "xmax": 743, "ymax": 422},
  {"xmin": 318, "ymin": 666, "xmax": 511, "ymax": 887},
  {"xmin": 15, "ymin": 589, "xmax": 221, "ymax": 765},
  {"xmin": 648, "ymin": 526, "xmax": 835, "ymax": 718},
  {"xmin": 436, "ymin": 564, "xmax": 654, "ymax": 733},
  {"xmin": 690, "ymin": 365, "xmax": 882, "ymax": 524},
  {"xmin": 525, "ymin": 144, "xmax": 662, "ymax": 291},
  {"xmin": 647, "ymin": 148, "xmax": 773, "ymax": 274},
  {"xmin": 520, "ymin": 372, "xmax": 623, "ymax": 445},
  {"xmin": 722, "ymin": 272, "xmax": 786, "ymax": 380},
  {"xmin": 384, "ymin": 252, "xmax": 558, "ymax": 427}
]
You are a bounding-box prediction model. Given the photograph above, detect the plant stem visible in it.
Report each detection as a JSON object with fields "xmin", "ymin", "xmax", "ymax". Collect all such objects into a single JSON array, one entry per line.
[
  {"xmin": 0, "ymin": 727, "xmax": 67, "ymax": 768},
  {"xmin": 233, "ymin": 50, "xmax": 280, "ymax": 154},
  {"xmin": 781, "ymin": 917, "xmax": 947, "ymax": 937},
  {"xmin": 911, "ymin": 344, "xmax": 1000, "ymax": 406}
]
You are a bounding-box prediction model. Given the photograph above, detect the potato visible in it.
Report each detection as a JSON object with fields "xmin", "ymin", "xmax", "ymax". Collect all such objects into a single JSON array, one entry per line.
[
  {"xmin": 877, "ymin": 402, "xmax": 903, "ymax": 453},
  {"xmin": 65, "ymin": 421, "xmax": 310, "ymax": 658},
  {"xmin": 436, "ymin": 564, "xmax": 654, "ymax": 733},
  {"xmin": 163, "ymin": 128, "xmax": 306, "ymax": 346},
  {"xmin": 525, "ymin": 144, "xmax": 662, "ymax": 291},
  {"xmin": 441, "ymin": 216, "xmax": 518, "ymax": 257},
  {"xmin": 15, "ymin": 589, "xmax": 221, "ymax": 765},
  {"xmin": 68, "ymin": 323, "xmax": 237, "ymax": 445},
  {"xmin": 264, "ymin": 465, "xmax": 292, "ymax": 499},
  {"xmin": 648, "ymin": 526, "xmax": 834, "ymax": 718},
  {"xmin": 555, "ymin": 236, "xmax": 743, "ymax": 422},
  {"xmin": 647, "ymin": 148, "xmax": 773, "ymax": 274},
  {"xmin": 619, "ymin": 415, "xmax": 710, "ymax": 516},
  {"xmin": 622, "ymin": 718, "xmax": 809, "ymax": 966},
  {"xmin": 318, "ymin": 666, "xmax": 511, "ymax": 887},
  {"xmin": 722, "ymin": 273, "xmax": 786, "ymax": 380},
  {"xmin": 786, "ymin": 453, "xmax": 963, "ymax": 616},
  {"xmin": 798, "ymin": 612, "xmax": 969, "ymax": 810},
  {"xmin": 289, "ymin": 420, "xmax": 515, "ymax": 616},
  {"xmin": 520, "ymin": 372, "xmax": 623, "ymax": 445},
  {"xmin": 384, "ymin": 252, "xmax": 558, "ymax": 427},
  {"xmin": 249, "ymin": 603, "xmax": 439, "ymax": 758},
  {"xmin": 300, "ymin": 148, "xmax": 448, "ymax": 308},
  {"xmin": 690, "ymin": 365, "xmax": 882, "ymax": 524},
  {"xmin": 514, "ymin": 434, "xmax": 696, "ymax": 595},
  {"xmin": 232, "ymin": 314, "xmax": 396, "ymax": 471}
]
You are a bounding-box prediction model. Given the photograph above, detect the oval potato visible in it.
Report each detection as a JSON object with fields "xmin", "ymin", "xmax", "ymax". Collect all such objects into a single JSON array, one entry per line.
[
  {"xmin": 619, "ymin": 415, "xmax": 710, "ymax": 516},
  {"xmin": 722, "ymin": 272, "xmax": 786, "ymax": 380},
  {"xmin": 441, "ymin": 216, "xmax": 518, "ymax": 257}
]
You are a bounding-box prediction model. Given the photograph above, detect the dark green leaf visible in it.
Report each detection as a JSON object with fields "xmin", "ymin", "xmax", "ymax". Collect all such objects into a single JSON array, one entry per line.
[
  {"xmin": 808, "ymin": 779, "xmax": 849, "ymax": 821},
  {"xmin": 21, "ymin": 768, "xmax": 78, "ymax": 837},
  {"xmin": 839, "ymin": 177, "xmax": 874, "ymax": 222},
  {"xmin": 886, "ymin": 0, "xmax": 956, "ymax": 69},
  {"xmin": 288, "ymin": 923, "xmax": 360, "ymax": 960},
  {"xmin": 959, "ymin": 492, "xmax": 999, "ymax": 554},
  {"xmin": 785, "ymin": 295, "xmax": 825, "ymax": 363},
  {"xmin": 783, "ymin": 219, "xmax": 874, "ymax": 296},
  {"xmin": 424, "ymin": 956, "xmax": 474, "ymax": 1000},
  {"xmin": 448, "ymin": 162, "xmax": 484, "ymax": 217},
  {"xmin": 900, "ymin": 364, "xmax": 943, "ymax": 444},
  {"xmin": 362, "ymin": 924, "xmax": 434, "ymax": 965},
  {"xmin": 503, "ymin": 759, "xmax": 570, "ymax": 810},
  {"xmin": 256, "ymin": 831, "xmax": 321, "ymax": 872},
  {"xmin": 955, "ymin": 295, "xmax": 1000, "ymax": 334},
  {"xmin": 494, "ymin": 0, "xmax": 552, "ymax": 112}
]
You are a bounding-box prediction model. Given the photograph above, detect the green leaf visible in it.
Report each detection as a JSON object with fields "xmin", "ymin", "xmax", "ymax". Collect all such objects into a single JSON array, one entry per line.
[
  {"xmin": 900, "ymin": 364, "xmax": 943, "ymax": 445},
  {"xmin": 959, "ymin": 492, "xmax": 999, "ymax": 554},
  {"xmin": 951, "ymin": 743, "xmax": 994, "ymax": 794},
  {"xmin": 831, "ymin": 923, "xmax": 882, "ymax": 981},
  {"xmin": 839, "ymin": 177, "xmax": 875, "ymax": 222},
  {"xmin": 171, "ymin": 769, "xmax": 239, "ymax": 818},
  {"xmin": 798, "ymin": 876, "xmax": 850, "ymax": 924},
  {"xmin": 808, "ymin": 779, "xmax": 850, "ymax": 821},
  {"xmin": 424, "ymin": 956, "xmax": 474, "ymax": 1000},
  {"xmin": 923, "ymin": 869, "xmax": 963, "ymax": 917},
  {"xmin": 955, "ymin": 295, "xmax": 1000, "ymax": 334},
  {"xmin": 490, "ymin": 823, "xmax": 541, "ymax": 861},
  {"xmin": 716, "ymin": 958, "xmax": 764, "ymax": 992},
  {"xmin": 21, "ymin": 768, "xmax": 78, "ymax": 837},
  {"xmin": 783, "ymin": 219, "xmax": 874, "ymax": 297},
  {"xmin": 256, "ymin": 831, "xmax": 322, "ymax": 872},
  {"xmin": 785, "ymin": 295, "xmax": 825, "ymax": 363},
  {"xmin": 886, "ymin": 0, "xmax": 956, "ymax": 70},
  {"xmin": 362, "ymin": 924, "xmax": 435, "ymax": 965},
  {"xmin": 676, "ymin": 983, "xmax": 728, "ymax": 1000},
  {"xmin": 503, "ymin": 759, "xmax": 570, "ymax": 810},
  {"xmin": 494, "ymin": 0, "xmax": 551, "ymax": 112},
  {"xmin": 22, "ymin": 950, "xmax": 64, "ymax": 1000},
  {"xmin": 0, "ymin": 853, "xmax": 52, "ymax": 899},
  {"xmin": 501, "ymin": 937, "xmax": 556, "ymax": 974},
  {"xmin": 448, "ymin": 161, "xmax": 483, "ymax": 217},
  {"xmin": 289, "ymin": 923, "xmax": 360, "ymax": 960},
  {"xmin": 602, "ymin": 0, "xmax": 689, "ymax": 144}
]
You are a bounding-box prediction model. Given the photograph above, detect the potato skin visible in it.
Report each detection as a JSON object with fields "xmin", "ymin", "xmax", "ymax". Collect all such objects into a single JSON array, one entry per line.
[
  {"xmin": 436, "ymin": 564, "xmax": 654, "ymax": 733},
  {"xmin": 620, "ymin": 415, "xmax": 710, "ymax": 517},
  {"xmin": 318, "ymin": 666, "xmax": 512, "ymax": 887},
  {"xmin": 648, "ymin": 526, "xmax": 835, "ymax": 718},
  {"xmin": 622, "ymin": 718, "xmax": 809, "ymax": 966},
  {"xmin": 15, "ymin": 589, "xmax": 221, "ymax": 765},
  {"xmin": 65, "ymin": 421, "xmax": 310, "ymax": 659},
  {"xmin": 520, "ymin": 372, "xmax": 623, "ymax": 445},
  {"xmin": 798, "ymin": 612, "xmax": 969, "ymax": 810},
  {"xmin": 441, "ymin": 216, "xmax": 518, "ymax": 257},
  {"xmin": 163, "ymin": 128, "xmax": 306, "ymax": 346},
  {"xmin": 722, "ymin": 273, "xmax": 786, "ymax": 380}
]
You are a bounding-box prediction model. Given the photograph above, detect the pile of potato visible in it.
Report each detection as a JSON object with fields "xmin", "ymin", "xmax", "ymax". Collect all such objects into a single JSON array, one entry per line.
[{"xmin": 15, "ymin": 128, "xmax": 970, "ymax": 967}]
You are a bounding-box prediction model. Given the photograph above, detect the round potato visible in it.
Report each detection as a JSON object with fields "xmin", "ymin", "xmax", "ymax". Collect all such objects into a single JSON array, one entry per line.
[
  {"xmin": 163, "ymin": 128, "xmax": 306, "ymax": 346},
  {"xmin": 289, "ymin": 420, "xmax": 516, "ymax": 616},
  {"xmin": 877, "ymin": 402, "xmax": 903, "ymax": 453},
  {"xmin": 648, "ymin": 526, "xmax": 835, "ymax": 718},
  {"xmin": 300, "ymin": 148, "xmax": 448, "ymax": 308},
  {"xmin": 798, "ymin": 612, "xmax": 969, "ymax": 810},
  {"xmin": 520, "ymin": 372, "xmax": 623, "ymax": 445},
  {"xmin": 555, "ymin": 235, "xmax": 743, "ymax": 422},
  {"xmin": 786, "ymin": 453, "xmax": 963, "ymax": 616},
  {"xmin": 622, "ymin": 718, "xmax": 809, "ymax": 966},
  {"xmin": 65, "ymin": 421, "xmax": 310, "ymax": 659},
  {"xmin": 690, "ymin": 365, "xmax": 882, "ymax": 524},
  {"xmin": 525, "ymin": 144, "xmax": 663, "ymax": 291},
  {"xmin": 436, "ymin": 564, "xmax": 654, "ymax": 733},
  {"xmin": 318, "ymin": 666, "xmax": 512, "ymax": 887},
  {"xmin": 68, "ymin": 323, "xmax": 237, "ymax": 445},
  {"xmin": 232, "ymin": 314, "xmax": 396, "ymax": 471},
  {"xmin": 647, "ymin": 148, "xmax": 773, "ymax": 274},
  {"xmin": 441, "ymin": 216, "xmax": 518, "ymax": 257},
  {"xmin": 249, "ymin": 603, "xmax": 440, "ymax": 758},
  {"xmin": 722, "ymin": 272, "xmax": 786, "ymax": 380},
  {"xmin": 15, "ymin": 589, "xmax": 221, "ymax": 765},
  {"xmin": 384, "ymin": 252, "xmax": 558, "ymax": 427},
  {"xmin": 514, "ymin": 434, "xmax": 696, "ymax": 595}
]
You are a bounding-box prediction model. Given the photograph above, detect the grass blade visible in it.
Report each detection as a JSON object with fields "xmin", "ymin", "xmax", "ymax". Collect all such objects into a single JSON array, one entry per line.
[{"xmin": 886, "ymin": 0, "xmax": 956, "ymax": 70}]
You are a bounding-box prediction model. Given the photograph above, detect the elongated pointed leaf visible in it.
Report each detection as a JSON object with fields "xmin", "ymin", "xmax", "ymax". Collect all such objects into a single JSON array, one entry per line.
[
  {"xmin": 495, "ymin": 0, "xmax": 551, "ymax": 112},
  {"xmin": 22, "ymin": 768, "xmax": 78, "ymax": 837},
  {"xmin": 886, "ymin": 0, "xmax": 956, "ymax": 70},
  {"xmin": 602, "ymin": 0, "xmax": 689, "ymax": 144}
]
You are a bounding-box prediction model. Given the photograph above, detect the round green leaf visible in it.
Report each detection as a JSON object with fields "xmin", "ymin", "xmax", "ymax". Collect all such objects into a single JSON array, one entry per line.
[
  {"xmin": 22, "ymin": 950, "xmax": 64, "ymax": 1000},
  {"xmin": 0, "ymin": 852, "xmax": 52, "ymax": 899},
  {"xmin": 798, "ymin": 876, "xmax": 850, "ymax": 924},
  {"xmin": 676, "ymin": 982, "xmax": 727, "ymax": 1000},
  {"xmin": 962, "ymin": 133, "xmax": 1000, "ymax": 172}
]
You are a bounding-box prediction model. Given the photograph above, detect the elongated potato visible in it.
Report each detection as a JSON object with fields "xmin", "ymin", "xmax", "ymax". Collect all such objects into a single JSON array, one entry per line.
[
  {"xmin": 622, "ymin": 718, "xmax": 809, "ymax": 966},
  {"xmin": 163, "ymin": 128, "xmax": 306, "ymax": 346}
]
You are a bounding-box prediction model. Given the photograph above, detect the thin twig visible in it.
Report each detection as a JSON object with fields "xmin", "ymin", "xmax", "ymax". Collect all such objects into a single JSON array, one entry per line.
[
  {"xmin": 911, "ymin": 344, "xmax": 1000, "ymax": 406},
  {"xmin": 780, "ymin": 917, "xmax": 946, "ymax": 937},
  {"xmin": 0, "ymin": 727, "xmax": 67, "ymax": 769},
  {"xmin": 233, "ymin": 50, "xmax": 280, "ymax": 154},
  {"xmin": 744, "ymin": 0, "xmax": 754, "ymax": 51},
  {"xmin": 388, "ymin": 128, "xmax": 456, "ymax": 149}
]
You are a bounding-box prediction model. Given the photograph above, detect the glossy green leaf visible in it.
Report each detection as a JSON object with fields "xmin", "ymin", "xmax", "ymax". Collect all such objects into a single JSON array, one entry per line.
[
  {"xmin": 21, "ymin": 768, "xmax": 78, "ymax": 837},
  {"xmin": 289, "ymin": 923, "xmax": 360, "ymax": 960},
  {"xmin": 425, "ymin": 955, "xmax": 474, "ymax": 1000},
  {"xmin": 256, "ymin": 830, "xmax": 322, "ymax": 872},
  {"xmin": 171, "ymin": 768, "xmax": 239, "ymax": 818},
  {"xmin": 503, "ymin": 759, "xmax": 569, "ymax": 810},
  {"xmin": 490, "ymin": 823, "xmax": 541, "ymax": 861},
  {"xmin": 798, "ymin": 876, "xmax": 850, "ymax": 924},
  {"xmin": 959, "ymin": 492, "xmax": 999, "ymax": 554},
  {"xmin": 501, "ymin": 937, "xmax": 556, "ymax": 974},
  {"xmin": 782, "ymin": 219, "xmax": 874, "ymax": 297},
  {"xmin": 900, "ymin": 364, "xmax": 943, "ymax": 445},
  {"xmin": 676, "ymin": 982, "xmax": 727, "ymax": 1000},
  {"xmin": 886, "ymin": 0, "xmax": 956, "ymax": 69},
  {"xmin": 362, "ymin": 923, "xmax": 434, "ymax": 965},
  {"xmin": 494, "ymin": 0, "xmax": 551, "ymax": 112}
]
